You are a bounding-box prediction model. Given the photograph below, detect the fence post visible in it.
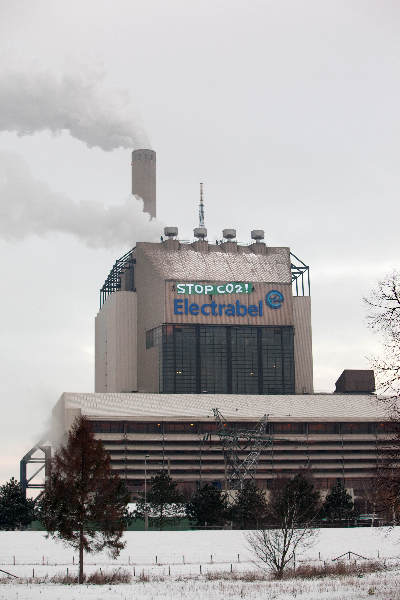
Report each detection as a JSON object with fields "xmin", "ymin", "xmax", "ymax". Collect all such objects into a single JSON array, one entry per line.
[
  {"xmin": 210, "ymin": 554, "xmax": 213, "ymax": 563},
  {"xmin": 237, "ymin": 553, "xmax": 240, "ymax": 563},
  {"xmin": 32, "ymin": 568, "xmax": 34, "ymax": 579},
  {"xmin": 230, "ymin": 563, "xmax": 233, "ymax": 573},
  {"xmin": 134, "ymin": 566, "xmax": 136, "ymax": 577},
  {"xmin": 155, "ymin": 555, "xmax": 158, "ymax": 565},
  {"xmin": 183, "ymin": 555, "xmax": 185, "ymax": 564},
  {"xmin": 168, "ymin": 565, "xmax": 171, "ymax": 576},
  {"xmin": 67, "ymin": 568, "xmax": 69, "ymax": 577},
  {"xmin": 200, "ymin": 565, "xmax": 202, "ymax": 574}
]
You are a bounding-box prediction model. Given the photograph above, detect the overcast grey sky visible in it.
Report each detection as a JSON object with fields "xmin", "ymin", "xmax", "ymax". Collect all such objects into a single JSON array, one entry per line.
[{"xmin": 0, "ymin": 0, "xmax": 399, "ymax": 485}]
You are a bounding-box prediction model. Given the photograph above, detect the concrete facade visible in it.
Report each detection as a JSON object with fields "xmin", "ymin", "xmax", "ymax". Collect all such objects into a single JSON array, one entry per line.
[
  {"xmin": 293, "ymin": 297, "xmax": 313, "ymax": 394},
  {"xmin": 95, "ymin": 291, "xmax": 138, "ymax": 392}
]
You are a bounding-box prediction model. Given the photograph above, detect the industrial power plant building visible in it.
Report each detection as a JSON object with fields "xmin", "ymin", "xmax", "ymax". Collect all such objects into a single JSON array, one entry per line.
[
  {"xmin": 95, "ymin": 229, "xmax": 313, "ymax": 396},
  {"xmin": 53, "ymin": 389, "xmax": 385, "ymax": 501},
  {"xmin": 20, "ymin": 148, "xmax": 385, "ymax": 503}
]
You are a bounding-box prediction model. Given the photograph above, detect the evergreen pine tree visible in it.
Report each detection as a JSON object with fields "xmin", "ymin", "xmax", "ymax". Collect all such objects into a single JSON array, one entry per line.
[
  {"xmin": 136, "ymin": 470, "xmax": 183, "ymax": 530},
  {"xmin": 232, "ymin": 480, "xmax": 268, "ymax": 529},
  {"xmin": 36, "ymin": 416, "xmax": 131, "ymax": 583},
  {"xmin": 269, "ymin": 473, "xmax": 320, "ymax": 526},
  {"xmin": 322, "ymin": 479, "xmax": 354, "ymax": 521},
  {"xmin": 186, "ymin": 484, "xmax": 229, "ymax": 527},
  {"xmin": 0, "ymin": 478, "xmax": 35, "ymax": 530}
]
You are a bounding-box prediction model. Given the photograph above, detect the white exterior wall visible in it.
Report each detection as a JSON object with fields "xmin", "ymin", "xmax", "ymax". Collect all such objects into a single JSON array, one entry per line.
[
  {"xmin": 293, "ymin": 296, "xmax": 313, "ymax": 394},
  {"xmin": 95, "ymin": 291, "xmax": 137, "ymax": 392}
]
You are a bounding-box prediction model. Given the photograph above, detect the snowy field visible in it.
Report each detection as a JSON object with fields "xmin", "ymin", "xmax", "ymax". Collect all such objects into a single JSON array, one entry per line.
[{"xmin": 1, "ymin": 528, "xmax": 400, "ymax": 599}]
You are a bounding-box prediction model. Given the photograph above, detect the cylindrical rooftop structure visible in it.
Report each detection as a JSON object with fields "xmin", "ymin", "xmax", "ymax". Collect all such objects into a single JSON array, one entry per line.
[{"xmin": 131, "ymin": 149, "xmax": 156, "ymax": 218}]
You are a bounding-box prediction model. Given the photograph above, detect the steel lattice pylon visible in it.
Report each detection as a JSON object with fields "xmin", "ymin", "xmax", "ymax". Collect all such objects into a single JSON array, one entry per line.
[{"xmin": 212, "ymin": 408, "xmax": 273, "ymax": 491}]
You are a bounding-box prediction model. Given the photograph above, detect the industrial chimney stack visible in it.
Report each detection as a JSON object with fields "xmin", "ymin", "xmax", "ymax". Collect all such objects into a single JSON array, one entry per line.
[{"xmin": 131, "ymin": 149, "xmax": 156, "ymax": 218}]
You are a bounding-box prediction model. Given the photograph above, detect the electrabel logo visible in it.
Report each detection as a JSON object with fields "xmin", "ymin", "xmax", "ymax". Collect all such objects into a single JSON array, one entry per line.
[
  {"xmin": 174, "ymin": 298, "xmax": 264, "ymax": 317},
  {"xmin": 173, "ymin": 289, "xmax": 285, "ymax": 318},
  {"xmin": 265, "ymin": 290, "xmax": 284, "ymax": 309}
]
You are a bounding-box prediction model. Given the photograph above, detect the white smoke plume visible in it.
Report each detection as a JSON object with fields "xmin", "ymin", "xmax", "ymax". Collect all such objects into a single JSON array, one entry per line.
[
  {"xmin": 0, "ymin": 153, "xmax": 162, "ymax": 247},
  {"xmin": 0, "ymin": 69, "xmax": 149, "ymax": 150}
]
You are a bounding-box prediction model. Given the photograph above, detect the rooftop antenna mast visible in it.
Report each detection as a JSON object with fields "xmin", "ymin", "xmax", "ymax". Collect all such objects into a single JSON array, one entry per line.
[{"xmin": 199, "ymin": 182, "xmax": 205, "ymax": 228}]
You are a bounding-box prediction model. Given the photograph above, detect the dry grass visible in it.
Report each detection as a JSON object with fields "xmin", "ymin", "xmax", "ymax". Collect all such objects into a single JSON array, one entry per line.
[
  {"xmin": 0, "ymin": 560, "xmax": 393, "ymax": 587},
  {"xmin": 2, "ymin": 569, "xmax": 133, "ymax": 585},
  {"xmin": 204, "ymin": 570, "xmax": 266, "ymax": 581},
  {"xmin": 281, "ymin": 560, "xmax": 387, "ymax": 580}
]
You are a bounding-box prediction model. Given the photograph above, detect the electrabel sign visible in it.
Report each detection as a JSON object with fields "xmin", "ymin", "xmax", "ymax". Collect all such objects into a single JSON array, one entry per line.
[{"xmin": 173, "ymin": 287, "xmax": 284, "ymax": 317}]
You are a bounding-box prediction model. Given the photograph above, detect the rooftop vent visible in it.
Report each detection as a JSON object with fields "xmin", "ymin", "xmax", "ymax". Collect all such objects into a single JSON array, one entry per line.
[
  {"xmin": 164, "ymin": 226, "xmax": 178, "ymax": 238},
  {"xmin": 194, "ymin": 227, "xmax": 207, "ymax": 239},
  {"xmin": 222, "ymin": 228, "xmax": 236, "ymax": 240},
  {"xmin": 251, "ymin": 229, "xmax": 265, "ymax": 241}
]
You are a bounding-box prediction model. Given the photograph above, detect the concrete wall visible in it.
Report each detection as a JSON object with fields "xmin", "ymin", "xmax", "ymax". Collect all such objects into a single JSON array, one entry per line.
[
  {"xmin": 293, "ymin": 296, "xmax": 313, "ymax": 393},
  {"xmin": 135, "ymin": 244, "xmax": 166, "ymax": 392},
  {"xmin": 95, "ymin": 291, "xmax": 138, "ymax": 392}
]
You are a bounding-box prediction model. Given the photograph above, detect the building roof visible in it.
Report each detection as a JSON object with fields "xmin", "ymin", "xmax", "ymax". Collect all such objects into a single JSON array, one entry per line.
[
  {"xmin": 139, "ymin": 243, "xmax": 292, "ymax": 283},
  {"xmin": 56, "ymin": 392, "xmax": 389, "ymax": 422}
]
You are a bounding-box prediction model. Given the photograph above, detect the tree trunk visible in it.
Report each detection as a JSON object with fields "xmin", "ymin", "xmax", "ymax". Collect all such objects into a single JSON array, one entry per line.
[{"xmin": 79, "ymin": 527, "xmax": 84, "ymax": 584}]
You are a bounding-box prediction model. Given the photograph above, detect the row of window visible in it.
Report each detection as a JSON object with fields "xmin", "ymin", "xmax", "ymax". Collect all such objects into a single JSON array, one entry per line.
[
  {"xmin": 158, "ymin": 325, "xmax": 295, "ymax": 394},
  {"xmin": 91, "ymin": 420, "xmax": 397, "ymax": 434},
  {"xmin": 112, "ymin": 465, "xmax": 377, "ymax": 476},
  {"xmin": 107, "ymin": 448, "xmax": 380, "ymax": 456}
]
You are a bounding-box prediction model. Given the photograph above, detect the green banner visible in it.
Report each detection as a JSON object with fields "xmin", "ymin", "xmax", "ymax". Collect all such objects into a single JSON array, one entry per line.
[{"xmin": 176, "ymin": 282, "xmax": 254, "ymax": 295}]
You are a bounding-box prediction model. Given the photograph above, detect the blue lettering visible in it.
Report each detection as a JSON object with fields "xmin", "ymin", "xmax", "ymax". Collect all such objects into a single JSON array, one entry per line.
[
  {"xmin": 174, "ymin": 298, "xmax": 265, "ymax": 318},
  {"xmin": 174, "ymin": 299, "xmax": 183, "ymax": 315},
  {"xmin": 248, "ymin": 304, "xmax": 258, "ymax": 316},
  {"xmin": 225, "ymin": 304, "xmax": 235, "ymax": 316},
  {"xmin": 189, "ymin": 303, "xmax": 199, "ymax": 315},
  {"xmin": 201, "ymin": 303, "xmax": 211, "ymax": 315},
  {"xmin": 236, "ymin": 300, "xmax": 247, "ymax": 316}
]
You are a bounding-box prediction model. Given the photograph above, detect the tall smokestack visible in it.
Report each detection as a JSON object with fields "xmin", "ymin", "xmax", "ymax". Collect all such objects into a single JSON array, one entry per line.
[{"xmin": 131, "ymin": 149, "xmax": 156, "ymax": 218}]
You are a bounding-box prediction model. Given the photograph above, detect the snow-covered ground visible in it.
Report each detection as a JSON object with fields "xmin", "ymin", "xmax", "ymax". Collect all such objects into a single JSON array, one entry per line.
[{"xmin": 1, "ymin": 528, "xmax": 400, "ymax": 599}]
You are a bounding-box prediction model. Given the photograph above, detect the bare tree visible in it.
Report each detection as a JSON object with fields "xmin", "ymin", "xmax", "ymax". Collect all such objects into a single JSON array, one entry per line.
[
  {"xmin": 365, "ymin": 271, "xmax": 400, "ymax": 399},
  {"xmin": 365, "ymin": 272, "xmax": 400, "ymax": 524},
  {"xmin": 246, "ymin": 474, "xmax": 319, "ymax": 579}
]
